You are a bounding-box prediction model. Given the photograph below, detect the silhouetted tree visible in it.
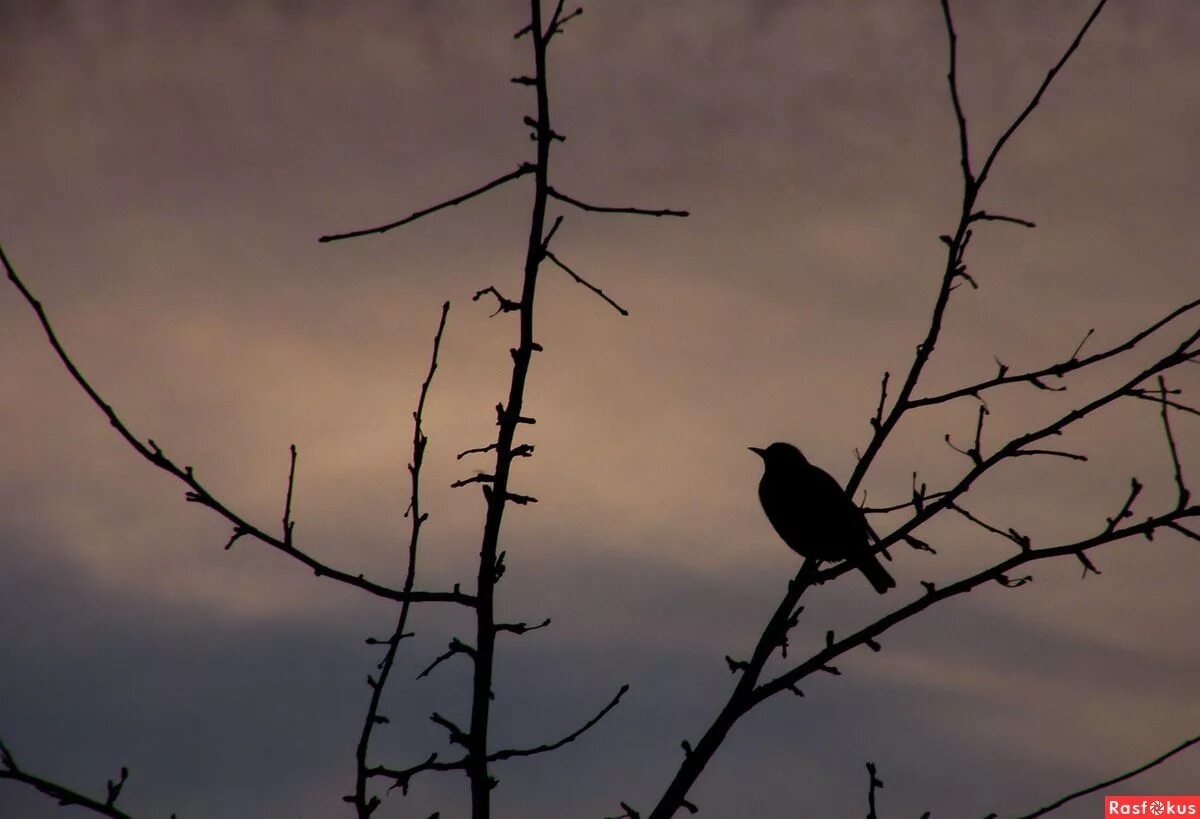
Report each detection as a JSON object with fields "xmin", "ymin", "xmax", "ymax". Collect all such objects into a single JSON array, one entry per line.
[{"xmin": 2, "ymin": 2, "xmax": 1197, "ymax": 818}]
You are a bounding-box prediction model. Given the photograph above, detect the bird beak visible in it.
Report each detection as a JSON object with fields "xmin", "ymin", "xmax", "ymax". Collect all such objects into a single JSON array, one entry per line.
[{"xmin": 748, "ymin": 446, "xmax": 766, "ymax": 458}]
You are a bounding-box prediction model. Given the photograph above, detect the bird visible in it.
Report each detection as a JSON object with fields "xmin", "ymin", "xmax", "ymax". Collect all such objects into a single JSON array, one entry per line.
[{"xmin": 750, "ymin": 442, "xmax": 895, "ymax": 594}]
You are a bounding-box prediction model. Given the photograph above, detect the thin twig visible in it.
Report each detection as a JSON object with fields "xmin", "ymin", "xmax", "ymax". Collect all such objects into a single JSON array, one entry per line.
[
  {"xmin": 320, "ymin": 164, "xmax": 535, "ymax": 243},
  {"xmin": 1015, "ymin": 733, "xmax": 1200, "ymax": 818},
  {"xmin": 547, "ymin": 186, "xmax": 688, "ymax": 218},
  {"xmin": 544, "ymin": 249, "xmax": 629, "ymax": 316}
]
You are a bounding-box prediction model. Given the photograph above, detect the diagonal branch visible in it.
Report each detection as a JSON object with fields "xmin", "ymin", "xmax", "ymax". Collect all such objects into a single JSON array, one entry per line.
[
  {"xmin": 544, "ymin": 249, "xmax": 628, "ymax": 316},
  {"xmin": 319, "ymin": 164, "xmax": 535, "ymax": 243},
  {"xmin": 753, "ymin": 503, "xmax": 1198, "ymax": 705},
  {"xmin": 0, "ymin": 739, "xmax": 141, "ymax": 819},
  {"xmin": 974, "ymin": 0, "xmax": 1109, "ymax": 189},
  {"xmin": 1014, "ymin": 733, "xmax": 1200, "ymax": 819},
  {"xmin": 488, "ymin": 684, "xmax": 629, "ymax": 762},
  {"xmin": 1, "ymin": 244, "xmax": 473, "ymax": 609},
  {"xmin": 847, "ymin": 0, "xmax": 1113, "ymax": 498}
]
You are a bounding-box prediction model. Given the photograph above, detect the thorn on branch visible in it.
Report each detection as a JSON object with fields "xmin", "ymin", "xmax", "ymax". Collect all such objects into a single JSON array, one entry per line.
[
  {"xmin": 725, "ymin": 655, "xmax": 749, "ymax": 674},
  {"xmin": 1028, "ymin": 375, "xmax": 1067, "ymax": 392},
  {"xmin": 105, "ymin": 766, "xmax": 129, "ymax": 807},
  {"xmin": 1070, "ymin": 327, "xmax": 1096, "ymax": 361},
  {"xmin": 615, "ymin": 802, "xmax": 642, "ymax": 819},
  {"xmin": 430, "ymin": 712, "xmax": 469, "ymax": 748},
  {"xmin": 1075, "ymin": 550, "xmax": 1101, "ymax": 578},
  {"xmin": 904, "ymin": 534, "xmax": 936, "ymax": 554},
  {"xmin": 224, "ymin": 525, "xmax": 250, "ymax": 550},
  {"xmin": 523, "ymin": 115, "xmax": 565, "ymax": 142},
  {"xmin": 541, "ymin": 215, "xmax": 565, "ymax": 250},
  {"xmin": 870, "ymin": 371, "xmax": 890, "ymax": 431}
]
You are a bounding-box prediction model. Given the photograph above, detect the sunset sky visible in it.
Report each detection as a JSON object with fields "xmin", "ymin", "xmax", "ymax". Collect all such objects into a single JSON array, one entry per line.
[{"xmin": 2, "ymin": 2, "xmax": 1198, "ymax": 817}]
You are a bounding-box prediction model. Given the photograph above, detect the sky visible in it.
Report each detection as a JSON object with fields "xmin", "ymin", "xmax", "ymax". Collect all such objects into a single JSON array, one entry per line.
[{"xmin": 2, "ymin": 1, "xmax": 1199, "ymax": 817}]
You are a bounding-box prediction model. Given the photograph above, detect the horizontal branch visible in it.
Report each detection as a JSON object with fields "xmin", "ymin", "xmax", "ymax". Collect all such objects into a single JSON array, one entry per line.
[
  {"xmin": 1, "ymin": 245, "xmax": 474, "ymax": 609},
  {"xmin": 319, "ymin": 164, "xmax": 535, "ymax": 243},
  {"xmin": 547, "ymin": 186, "xmax": 688, "ymax": 218}
]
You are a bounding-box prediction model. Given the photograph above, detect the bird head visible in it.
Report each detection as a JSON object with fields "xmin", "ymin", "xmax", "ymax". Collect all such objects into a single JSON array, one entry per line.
[{"xmin": 749, "ymin": 442, "xmax": 808, "ymax": 468}]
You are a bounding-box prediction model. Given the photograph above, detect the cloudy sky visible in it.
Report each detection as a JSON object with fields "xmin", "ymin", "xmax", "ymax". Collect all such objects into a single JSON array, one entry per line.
[{"xmin": 2, "ymin": 1, "xmax": 1198, "ymax": 817}]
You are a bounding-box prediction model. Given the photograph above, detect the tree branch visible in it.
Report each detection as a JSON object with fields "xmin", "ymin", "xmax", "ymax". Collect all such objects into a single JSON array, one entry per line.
[
  {"xmin": 1014, "ymin": 733, "xmax": 1200, "ymax": 819},
  {"xmin": 0, "ymin": 244, "xmax": 473, "ymax": 609},
  {"xmin": 319, "ymin": 164, "xmax": 535, "ymax": 243},
  {"xmin": 347, "ymin": 301, "xmax": 450, "ymax": 818}
]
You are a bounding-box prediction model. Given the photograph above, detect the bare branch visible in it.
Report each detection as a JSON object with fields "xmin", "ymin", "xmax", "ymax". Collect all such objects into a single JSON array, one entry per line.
[
  {"xmin": 487, "ymin": 684, "xmax": 630, "ymax": 762},
  {"xmin": 319, "ymin": 164, "xmax": 535, "ymax": 243},
  {"xmin": 418, "ymin": 638, "xmax": 476, "ymax": 680},
  {"xmin": 1156, "ymin": 376, "xmax": 1191, "ymax": 509},
  {"xmin": 870, "ymin": 371, "xmax": 890, "ymax": 431},
  {"xmin": 912, "ymin": 298, "xmax": 1200, "ymax": 408},
  {"xmin": 975, "ymin": 0, "xmax": 1110, "ymax": 189},
  {"xmin": 939, "ymin": 0, "xmax": 973, "ymax": 184},
  {"xmin": 754, "ymin": 503, "xmax": 1198, "ymax": 706},
  {"xmin": 348, "ymin": 301, "xmax": 450, "ymax": 817},
  {"xmin": 1015, "ymin": 733, "xmax": 1200, "ymax": 819},
  {"xmin": 544, "ymin": 249, "xmax": 629, "ymax": 316},
  {"xmin": 282, "ymin": 444, "xmax": 298, "ymax": 545},
  {"xmin": 0, "ymin": 245, "xmax": 472, "ymax": 609},
  {"xmin": 866, "ymin": 762, "xmax": 884, "ymax": 819},
  {"xmin": 0, "ymin": 738, "xmax": 139, "ymax": 819},
  {"xmin": 496, "ymin": 617, "xmax": 552, "ymax": 636},
  {"xmin": 472, "ymin": 286, "xmax": 521, "ymax": 317},
  {"xmin": 547, "ymin": 186, "xmax": 688, "ymax": 218}
]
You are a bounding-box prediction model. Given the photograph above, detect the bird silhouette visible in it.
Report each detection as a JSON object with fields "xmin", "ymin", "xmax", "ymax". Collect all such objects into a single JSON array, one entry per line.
[{"xmin": 750, "ymin": 442, "xmax": 895, "ymax": 594}]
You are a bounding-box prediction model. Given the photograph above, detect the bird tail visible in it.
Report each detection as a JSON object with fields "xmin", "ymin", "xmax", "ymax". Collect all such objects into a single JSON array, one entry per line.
[{"xmin": 859, "ymin": 555, "xmax": 896, "ymax": 594}]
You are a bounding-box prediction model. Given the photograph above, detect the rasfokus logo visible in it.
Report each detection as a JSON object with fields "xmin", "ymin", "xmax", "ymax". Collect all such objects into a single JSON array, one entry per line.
[{"xmin": 1106, "ymin": 796, "xmax": 1200, "ymax": 816}]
